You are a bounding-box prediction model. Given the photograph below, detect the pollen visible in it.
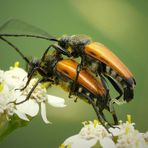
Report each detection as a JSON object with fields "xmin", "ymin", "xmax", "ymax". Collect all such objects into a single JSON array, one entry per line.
[
  {"xmin": 127, "ymin": 114, "xmax": 132, "ymax": 123},
  {"xmin": 93, "ymin": 119, "xmax": 98, "ymax": 128},
  {"xmin": 14, "ymin": 61, "xmax": 20, "ymax": 68}
]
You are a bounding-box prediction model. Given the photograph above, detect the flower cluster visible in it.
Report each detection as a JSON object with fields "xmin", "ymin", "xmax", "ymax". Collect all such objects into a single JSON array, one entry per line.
[
  {"xmin": 0, "ymin": 62, "xmax": 66, "ymax": 124},
  {"xmin": 62, "ymin": 115, "xmax": 148, "ymax": 148}
]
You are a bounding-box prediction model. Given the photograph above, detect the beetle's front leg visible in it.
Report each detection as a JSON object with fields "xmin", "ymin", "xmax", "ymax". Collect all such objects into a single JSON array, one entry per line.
[
  {"xmin": 15, "ymin": 67, "xmax": 38, "ymax": 91},
  {"xmin": 15, "ymin": 77, "xmax": 53, "ymax": 105}
]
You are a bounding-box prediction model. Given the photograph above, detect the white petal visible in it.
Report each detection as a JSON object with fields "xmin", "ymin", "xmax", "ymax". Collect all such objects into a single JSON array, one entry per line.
[
  {"xmin": 3, "ymin": 67, "xmax": 27, "ymax": 89},
  {"xmin": 100, "ymin": 137, "xmax": 116, "ymax": 148},
  {"xmin": 109, "ymin": 126, "xmax": 124, "ymax": 136},
  {"xmin": 64, "ymin": 134, "xmax": 98, "ymax": 148},
  {"xmin": 0, "ymin": 84, "xmax": 10, "ymax": 102},
  {"xmin": 16, "ymin": 99, "xmax": 39, "ymax": 117},
  {"xmin": 14, "ymin": 109, "xmax": 29, "ymax": 121},
  {"xmin": 47, "ymin": 95, "xmax": 66, "ymax": 107},
  {"xmin": 41, "ymin": 102, "xmax": 51, "ymax": 124}
]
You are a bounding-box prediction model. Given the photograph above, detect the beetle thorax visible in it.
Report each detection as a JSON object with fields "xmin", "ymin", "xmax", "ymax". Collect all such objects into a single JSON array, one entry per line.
[{"xmin": 59, "ymin": 35, "xmax": 91, "ymax": 57}]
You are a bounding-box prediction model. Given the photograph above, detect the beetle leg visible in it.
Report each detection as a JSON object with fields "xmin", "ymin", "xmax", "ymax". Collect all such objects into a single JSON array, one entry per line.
[
  {"xmin": 15, "ymin": 77, "xmax": 53, "ymax": 105},
  {"xmin": 108, "ymin": 102, "xmax": 119, "ymax": 125},
  {"xmin": 81, "ymin": 92, "xmax": 111, "ymax": 133},
  {"xmin": 74, "ymin": 96, "xmax": 78, "ymax": 102},
  {"xmin": 41, "ymin": 44, "xmax": 70, "ymax": 62},
  {"xmin": 97, "ymin": 62, "xmax": 111, "ymax": 99},
  {"xmin": 100, "ymin": 74, "xmax": 110, "ymax": 98},
  {"xmin": 88, "ymin": 97, "xmax": 111, "ymax": 133},
  {"xmin": 112, "ymin": 111, "xmax": 118, "ymax": 125},
  {"xmin": 100, "ymin": 111, "xmax": 115, "ymax": 128},
  {"xmin": 69, "ymin": 56, "xmax": 85, "ymax": 98},
  {"xmin": 41, "ymin": 45, "xmax": 71, "ymax": 61},
  {"xmin": 105, "ymin": 75, "xmax": 123, "ymax": 100},
  {"xmin": 15, "ymin": 67, "xmax": 38, "ymax": 91},
  {"xmin": 53, "ymin": 44, "xmax": 71, "ymax": 57},
  {"xmin": 15, "ymin": 78, "xmax": 43, "ymax": 105},
  {"xmin": 40, "ymin": 45, "xmax": 53, "ymax": 61}
]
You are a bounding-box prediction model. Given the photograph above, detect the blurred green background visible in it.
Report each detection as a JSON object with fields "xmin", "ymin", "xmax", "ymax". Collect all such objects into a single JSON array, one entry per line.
[{"xmin": 0, "ymin": 0, "xmax": 148, "ymax": 147}]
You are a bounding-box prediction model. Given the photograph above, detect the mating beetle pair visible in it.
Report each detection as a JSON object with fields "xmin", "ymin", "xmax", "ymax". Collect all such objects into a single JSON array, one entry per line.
[{"xmin": 0, "ymin": 19, "xmax": 136, "ymax": 130}]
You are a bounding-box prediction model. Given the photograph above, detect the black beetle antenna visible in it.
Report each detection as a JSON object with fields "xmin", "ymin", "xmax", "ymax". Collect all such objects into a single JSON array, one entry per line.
[{"xmin": 0, "ymin": 36, "xmax": 30, "ymax": 64}]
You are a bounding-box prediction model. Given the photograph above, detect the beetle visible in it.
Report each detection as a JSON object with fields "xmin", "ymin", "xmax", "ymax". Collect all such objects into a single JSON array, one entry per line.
[
  {"xmin": 0, "ymin": 19, "xmax": 136, "ymax": 103},
  {"xmin": 0, "ymin": 36, "xmax": 118, "ymax": 132},
  {"xmin": 56, "ymin": 36, "xmax": 136, "ymax": 103}
]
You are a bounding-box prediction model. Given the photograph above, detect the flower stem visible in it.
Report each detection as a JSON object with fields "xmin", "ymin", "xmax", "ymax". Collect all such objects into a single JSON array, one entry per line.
[{"xmin": 0, "ymin": 114, "xmax": 29, "ymax": 141}]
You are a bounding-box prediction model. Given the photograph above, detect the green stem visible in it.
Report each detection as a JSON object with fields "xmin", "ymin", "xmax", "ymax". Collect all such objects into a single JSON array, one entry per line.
[{"xmin": 0, "ymin": 114, "xmax": 29, "ymax": 141}]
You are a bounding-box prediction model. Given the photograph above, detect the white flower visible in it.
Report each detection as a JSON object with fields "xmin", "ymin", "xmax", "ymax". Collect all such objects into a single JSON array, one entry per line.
[
  {"xmin": 63, "ymin": 120, "xmax": 116, "ymax": 148},
  {"xmin": 0, "ymin": 82, "xmax": 29, "ymax": 121},
  {"xmin": 112, "ymin": 121, "xmax": 148, "ymax": 148},
  {"xmin": 15, "ymin": 78, "xmax": 66, "ymax": 123},
  {"xmin": 0, "ymin": 62, "xmax": 66, "ymax": 123},
  {"xmin": 80, "ymin": 121, "xmax": 110, "ymax": 139},
  {"xmin": 62, "ymin": 116, "xmax": 148, "ymax": 148},
  {"xmin": 63, "ymin": 134, "xmax": 98, "ymax": 148}
]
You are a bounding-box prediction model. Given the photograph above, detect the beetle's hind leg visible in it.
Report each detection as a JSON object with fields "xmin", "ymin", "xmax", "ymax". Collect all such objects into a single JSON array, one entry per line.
[
  {"xmin": 105, "ymin": 75, "xmax": 123, "ymax": 100},
  {"xmin": 99, "ymin": 111, "xmax": 115, "ymax": 128},
  {"xmin": 83, "ymin": 94, "xmax": 111, "ymax": 134},
  {"xmin": 108, "ymin": 103, "xmax": 119, "ymax": 125}
]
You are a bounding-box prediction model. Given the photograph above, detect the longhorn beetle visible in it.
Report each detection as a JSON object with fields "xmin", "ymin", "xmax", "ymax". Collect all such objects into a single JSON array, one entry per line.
[{"xmin": 0, "ymin": 19, "xmax": 136, "ymax": 103}]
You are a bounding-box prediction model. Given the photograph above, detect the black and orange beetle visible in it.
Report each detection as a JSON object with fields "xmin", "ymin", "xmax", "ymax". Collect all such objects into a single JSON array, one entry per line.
[
  {"xmin": 56, "ymin": 36, "xmax": 136, "ymax": 103},
  {"xmin": 0, "ymin": 36, "xmax": 118, "ymax": 132},
  {"xmin": 0, "ymin": 19, "xmax": 136, "ymax": 103}
]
